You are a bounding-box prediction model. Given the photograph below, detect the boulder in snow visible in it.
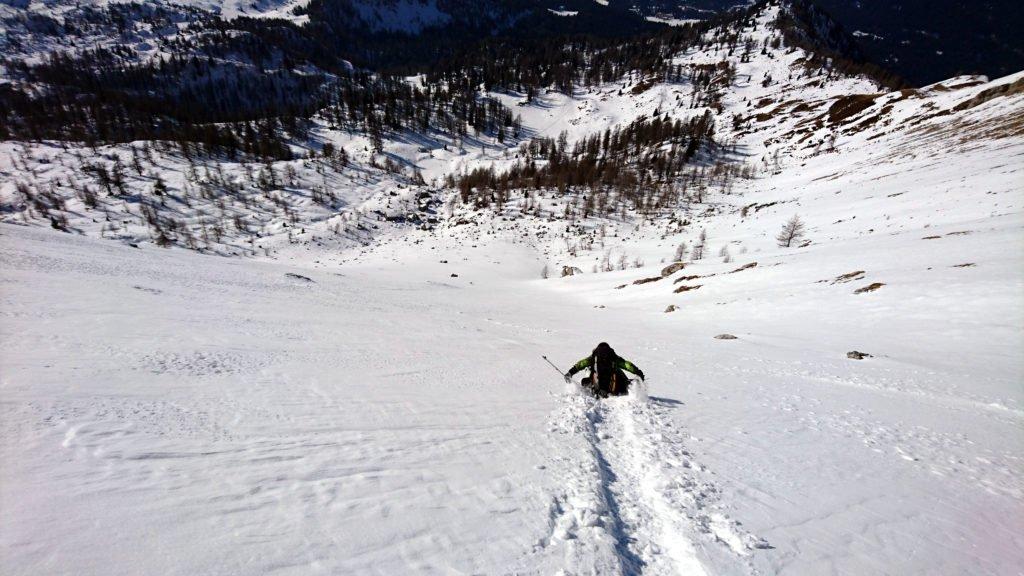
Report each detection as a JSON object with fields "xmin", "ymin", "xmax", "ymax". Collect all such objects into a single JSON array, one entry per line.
[
  {"xmin": 661, "ymin": 262, "xmax": 687, "ymax": 277},
  {"xmin": 561, "ymin": 266, "xmax": 583, "ymax": 277}
]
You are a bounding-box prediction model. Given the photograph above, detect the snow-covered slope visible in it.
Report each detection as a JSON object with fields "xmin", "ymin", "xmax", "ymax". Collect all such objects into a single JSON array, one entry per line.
[
  {"xmin": 0, "ymin": 223, "xmax": 759, "ymax": 575},
  {"xmin": 1, "ymin": 1, "xmax": 1023, "ymax": 574},
  {"xmin": 1, "ymin": 0, "xmax": 310, "ymax": 22},
  {"xmin": 3, "ymin": 115, "xmax": 1022, "ymax": 572}
]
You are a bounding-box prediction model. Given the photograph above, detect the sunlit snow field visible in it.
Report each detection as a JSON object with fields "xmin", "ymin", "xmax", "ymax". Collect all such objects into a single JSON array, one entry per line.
[
  {"xmin": 2, "ymin": 195, "xmax": 1021, "ymax": 574},
  {"xmin": 1, "ymin": 5, "xmax": 1023, "ymax": 575}
]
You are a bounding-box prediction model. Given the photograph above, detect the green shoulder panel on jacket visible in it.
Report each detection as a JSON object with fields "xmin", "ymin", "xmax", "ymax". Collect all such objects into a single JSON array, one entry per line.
[
  {"xmin": 568, "ymin": 356, "xmax": 592, "ymax": 375},
  {"xmin": 616, "ymin": 358, "xmax": 641, "ymax": 375}
]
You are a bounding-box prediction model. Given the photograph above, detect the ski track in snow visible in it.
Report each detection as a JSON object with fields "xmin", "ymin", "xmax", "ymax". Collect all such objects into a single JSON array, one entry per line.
[{"xmin": 542, "ymin": 385, "xmax": 762, "ymax": 575}]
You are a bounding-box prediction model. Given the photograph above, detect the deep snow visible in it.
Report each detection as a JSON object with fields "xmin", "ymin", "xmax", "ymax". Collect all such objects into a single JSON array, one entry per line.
[
  {"xmin": 1, "ymin": 209, "xmax": 1021, "ymax": 574},
  {"xmin": 1, "ymin": 3, "xmax": 1023, "ymax": 574}
]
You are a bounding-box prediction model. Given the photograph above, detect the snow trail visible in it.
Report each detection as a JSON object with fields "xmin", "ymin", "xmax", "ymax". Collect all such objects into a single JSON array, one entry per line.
[{"xmin": 545, "ymin": 383, "xmax": 759, "ymax": 575}]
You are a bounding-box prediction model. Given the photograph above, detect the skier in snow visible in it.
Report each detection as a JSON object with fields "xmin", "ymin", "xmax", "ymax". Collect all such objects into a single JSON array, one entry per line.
[{"xmin": 564, "ymin": 342, "xmax": 644, "ymax": 397}]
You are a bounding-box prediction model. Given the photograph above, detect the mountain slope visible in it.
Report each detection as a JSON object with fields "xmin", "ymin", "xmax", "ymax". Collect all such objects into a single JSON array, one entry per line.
[
  {"xmin": 1, "ymin": 1, "xmax": 1023, "ymax": 574},
  {"xmin": 813, "ymin": 0, "xmax": 1024, "ymax": 86}
]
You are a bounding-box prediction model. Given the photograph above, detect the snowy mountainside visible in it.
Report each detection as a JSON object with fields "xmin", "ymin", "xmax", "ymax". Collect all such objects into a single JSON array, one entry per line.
[
  {"xmin": 1, "ymin": 0, "xmax": 306, "ymax": 25},
  {"xmin": 1, "ymin": 1, "xmax": 1023, "ymax": 574},
  {"xmin": 1, "ymin": 1, "xmax": 1019, "ymax": 260},
  {"xmin": 812, "ymin": 0, "xmax": 1024, "ymax": 86},
  {"xmin": 320, "ymin": 64, "xmax": 1024, "ymax": 575},
  {"xmin": 0, "ymin": 137, "xmax": 440, "ymax": 256},
  {"xmin": 0, "ymin": 0, "xmax": 654, "ymax": 64}
]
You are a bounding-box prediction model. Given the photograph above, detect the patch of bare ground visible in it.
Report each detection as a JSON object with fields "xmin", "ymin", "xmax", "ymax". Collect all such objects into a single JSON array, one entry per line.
[
  {"xmin": 930, "ymin": 78, "xmax": 986, "ymax": 92},
  {"xmin": 846, "ymin": 104, "xmax": 894, "ymax": 134},
  {"xmin": 631, "ymin": 78, "xmax": 656, "ymax": 94},
  {"xmin": 673, "ymin": 274, "xmax": 701, "ymax": 283},
  {"xmin": 674, "ymin": 284, "xmax": 702, "ymax": 293},
  {"xmin": 632, "ymin": 276, "xmax": 662, "ymax": 285},
  {"xmin": 910, "ymin": 104, "xmax": 1024, "ymax": 143},
  {"xmin": 826, "ymin": 94, "xmax": 878, "ymax": 125},
  {"xmin": 820, "ymin": 270, "xmax": 865, "ymax": 284},
  {"xmin": 728, "ymin": 262, "xmax": 757, "ymax": 273},
  {"xmin": 954, "ymin": 77, "xmax": 1024, "ymax": 112},
  {"xmin": 854, "ymin": 282, "xmax": 885, "ymax": 294},
  {"xmin": 791, "ymin": 101, "xmax": 815, "ymax": 113}
]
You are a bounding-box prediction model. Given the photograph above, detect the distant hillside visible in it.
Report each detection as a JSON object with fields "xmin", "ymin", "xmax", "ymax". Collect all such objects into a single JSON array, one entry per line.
[
  {"xmin": 810, "ymin": 0, "xmax": 1024, "ymax": 86},
  {"xmin": 626, "ymin": 0, "xmax": 1024, "ymax": 86}
]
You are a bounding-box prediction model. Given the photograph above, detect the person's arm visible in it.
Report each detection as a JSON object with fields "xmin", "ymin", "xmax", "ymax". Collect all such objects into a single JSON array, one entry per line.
[
  {"xmin": 565, "ymin": 357, "xmax": 592, "ymax": 380},
  {"xmin": 616, "ymin": 358, "xmax": 645, "ymax": 381}
]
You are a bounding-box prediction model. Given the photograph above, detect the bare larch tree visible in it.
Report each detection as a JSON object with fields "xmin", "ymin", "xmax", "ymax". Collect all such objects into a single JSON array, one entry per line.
[{"xmin": 777, "ymin": 214, "xmax": 806, "ymax": 247}]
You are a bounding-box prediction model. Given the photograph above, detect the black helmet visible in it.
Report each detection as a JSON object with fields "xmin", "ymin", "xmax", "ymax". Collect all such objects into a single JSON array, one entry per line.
[{"xmin": 593, "ymin": 342, "xmax": 616, "ymax": 363}]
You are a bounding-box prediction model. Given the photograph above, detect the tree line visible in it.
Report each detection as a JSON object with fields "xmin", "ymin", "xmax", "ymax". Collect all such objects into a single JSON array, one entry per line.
[{"xmin": 448, "ymin": 110, "xmax": 719, "ymax": 210}]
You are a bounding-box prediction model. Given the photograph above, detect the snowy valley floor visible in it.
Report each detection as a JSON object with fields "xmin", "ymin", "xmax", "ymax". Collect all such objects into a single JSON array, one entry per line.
[{"xmin": 1, "ymin": 222, "xmax": 1022, "ymax": 575}]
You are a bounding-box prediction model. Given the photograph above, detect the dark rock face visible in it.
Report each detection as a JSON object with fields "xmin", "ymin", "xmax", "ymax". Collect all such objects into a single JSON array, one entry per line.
[
  {"xmin": 847, "ymin": 350, "xmax": 872, "ymax": 359},
  {"xmin": 714, "ymin": 334, "xmax": 737, "ymax": 340}
]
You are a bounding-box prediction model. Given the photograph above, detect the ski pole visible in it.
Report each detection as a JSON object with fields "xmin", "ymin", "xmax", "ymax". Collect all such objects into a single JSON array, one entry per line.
[{"xmin": 541, "ymin": 355, "xmax": 566, "ymax": 378}]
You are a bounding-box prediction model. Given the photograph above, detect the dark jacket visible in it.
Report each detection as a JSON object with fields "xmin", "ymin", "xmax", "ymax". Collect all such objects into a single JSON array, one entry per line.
[{"xmin": 567, "ymin": 345, "xmax": 644, "ymax": 396}]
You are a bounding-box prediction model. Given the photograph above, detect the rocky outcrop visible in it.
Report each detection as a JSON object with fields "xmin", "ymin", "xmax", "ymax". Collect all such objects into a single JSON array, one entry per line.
[
  {"xmin": 661, "ymin": 262, "xmax": 686, "ymax": 277},
  {"xmin": 561, "ymin": 266, "xmax": 583, "ymax": 277}
]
